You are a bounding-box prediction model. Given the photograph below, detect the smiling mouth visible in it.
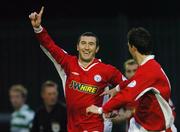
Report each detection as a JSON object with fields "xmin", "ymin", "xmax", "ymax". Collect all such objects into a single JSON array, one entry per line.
[{"xmin": 83, "ymin": 51, "xmax": 90, "ymax": 55}]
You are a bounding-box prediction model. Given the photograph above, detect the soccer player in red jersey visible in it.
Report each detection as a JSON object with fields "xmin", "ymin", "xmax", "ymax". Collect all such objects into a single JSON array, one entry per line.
[
  {"xmin": 29, "ymin": 7, "xmax": 126, "ymax": 132},
  {"xmin": 87, "ymin": 27, "xmax": 177, "ymax": 132}
]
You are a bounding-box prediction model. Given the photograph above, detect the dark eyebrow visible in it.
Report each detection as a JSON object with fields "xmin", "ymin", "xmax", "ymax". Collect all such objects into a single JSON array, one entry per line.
[{"xmin": 88, "ymin": 42, "xmax": 95, "ymax": 44}]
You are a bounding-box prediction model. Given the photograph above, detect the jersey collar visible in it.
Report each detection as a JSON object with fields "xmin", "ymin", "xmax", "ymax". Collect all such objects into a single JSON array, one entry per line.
[
  {"xmin": 140, "ymin": 55, "xmax": 155, "ymax": 66},
  {"xmin": 78, "ymin": 58, "xmax": 100, "ymax": 71}
]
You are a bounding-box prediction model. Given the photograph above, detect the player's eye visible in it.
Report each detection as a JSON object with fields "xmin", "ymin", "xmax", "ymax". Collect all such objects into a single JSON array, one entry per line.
[
  {"xmin": 126, "ymin": 70, "xmax": 132, "ymax": 73},
  {"xmin": 81, "ymin": 41, "xmax": 86, "ymax": 45},
  {"xmin": 89, "ymin": 42, "xmax": 95, "ymax": 46}
]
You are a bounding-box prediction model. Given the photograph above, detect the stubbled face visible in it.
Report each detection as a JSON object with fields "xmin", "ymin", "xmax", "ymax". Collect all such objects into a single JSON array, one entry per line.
[
  {"xmin": 42, "ymin": 87, "xmax": 58, "ymax": 107},
  {"xmin": 9, "ymin": 91, "xmax": 24, "ymax": 110},
  {"xmin": 125, "ymin": 64, "xmax": 138, "ymax": 79},
  {"xmin": 77, "ymin": 36, "xmax": 99, "ymax": 63}
]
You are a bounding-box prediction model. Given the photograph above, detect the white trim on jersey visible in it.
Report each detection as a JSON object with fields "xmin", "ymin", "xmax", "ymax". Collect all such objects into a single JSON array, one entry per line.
[
  {"xmin": 140, "ymin": 55, "xmax": 155, "ymax": 66},
  {"xmin": 155, "ymin": 93, "xmax": 174, "ymax": 129},
  {"xmin": 134, "ymin": 87, "xmax": 175, "ymax": 130},
  {"xmin": 134, "ymin": 87, "xmax": 160, "ymax": 101},
  {"xmin": 128, "ymin": 117, "xmax": 177, "ymax": 132},
  {"xmin": 160, "ymin": 68, "xmax": 171, "ymax": 90},
  {"xmin": 34, "ymin": 25, "xmax": 43, "ymax": 34},
  {"xmin": 78, "ymin": 61, "xmax": 99, "ymax": 71},
  {"xmin": 40, "ymin": 45, "xmax": 67, "ymax": 97}
]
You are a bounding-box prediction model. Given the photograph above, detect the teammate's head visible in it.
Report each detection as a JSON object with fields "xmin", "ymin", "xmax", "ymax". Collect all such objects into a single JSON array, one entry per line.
[
  {"xmin": 124, "ymin": 59, "xmax": 138, "ymax": 79},
  {"xmin": 127, "ymin": 27, "xmax": 152, "ymax": 57},
  {"xmin": 41, "ymin": 80, "xmax": 58, "ymax": 107},
  {"xmin": 9, "ymin": 84, "xmax": 27, "ymax": 110},
  {"xmin": 77, "ymin": 32, "xmax": 100, "ymax": 63}
]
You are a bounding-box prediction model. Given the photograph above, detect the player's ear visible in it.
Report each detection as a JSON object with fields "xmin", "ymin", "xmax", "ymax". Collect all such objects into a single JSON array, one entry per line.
[
  {"xmin": 132, "ymin": 45, "xmax": 137, "ymax": 52},
  {"xmin": 77, "ymin": 43, "xmax": 79, "ymax": 51},
  {"xmin": 96, "ymin": 46, "xmax": 99, "ymax": 53}
]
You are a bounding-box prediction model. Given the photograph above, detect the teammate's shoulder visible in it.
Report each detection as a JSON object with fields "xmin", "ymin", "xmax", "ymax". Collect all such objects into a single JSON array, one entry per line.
[
  {"xmin": 70, "ymin": 55, "xmax": 78, "ymax": 60},
  {"xmin": 104, "ymin": 63, "xmax": 117, "ymax": 69},
  {"xmin": 96, "ymin": 59, "xmax": 108, "ymax": 65},
  {"xmin": 94, "ymin": 58, "xmax": 117, "ymax": 69},
  {"xmin": 101, "ymin": 64, "xmax": 119, "ymax": 74},
  {"xmin": 145, "ymin": 59, "xmax": 161, "ymax": 70},
  {"xmin": 65, "ymin": 55, "xmax": 78, "ymax": 63}
]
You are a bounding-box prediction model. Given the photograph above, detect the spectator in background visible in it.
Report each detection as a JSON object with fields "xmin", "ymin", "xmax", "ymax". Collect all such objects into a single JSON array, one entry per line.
[
  {"xmin": 31, "ymin": 80, "xmax": 67, "ymax": 132},
  {"xmin": 9, "ymin": 84, "xmax": 34, "ymax": 132},
  {"xmin": 112, "ymin": 59, "xmax": 138, "ymax": 132},
  {"xmin": 124, "ymin": 59, "xmax": 138, "ymax": 80}
]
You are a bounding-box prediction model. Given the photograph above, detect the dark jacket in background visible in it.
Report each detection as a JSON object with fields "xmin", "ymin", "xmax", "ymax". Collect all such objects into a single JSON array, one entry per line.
[{"xmin": 31, "ymin": 102, "xmax": 67, "ymax": 132}]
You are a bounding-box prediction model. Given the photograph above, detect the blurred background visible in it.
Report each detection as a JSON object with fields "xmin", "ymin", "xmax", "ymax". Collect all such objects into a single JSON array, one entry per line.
[{"xmin": 0, "ymin": 0, "xmax": 179, "ymax": 131}]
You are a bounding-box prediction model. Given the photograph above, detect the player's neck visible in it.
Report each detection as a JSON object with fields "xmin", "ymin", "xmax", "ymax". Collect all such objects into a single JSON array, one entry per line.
[
  {"xmin": 135, "ymin": 53, "xmax": 148, "ymax": 65},
  {"xmin": 78, "ymin": 58, "xmax": 95, "ymax": 68}
]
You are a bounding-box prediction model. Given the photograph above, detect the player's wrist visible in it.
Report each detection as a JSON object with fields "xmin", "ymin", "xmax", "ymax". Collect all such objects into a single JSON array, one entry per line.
[
  {"xmin": 33, "ymin": 25, "xmax": 43, "ymax": 33},
  {"xmin": 98, "ymin": 107, "xmax": 103, "ymax": 114}
]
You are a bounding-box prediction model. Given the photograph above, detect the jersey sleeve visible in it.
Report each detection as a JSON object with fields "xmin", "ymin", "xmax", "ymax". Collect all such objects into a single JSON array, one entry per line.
[
  {"xmin": 35, "ymin": 27, "xmax": 71, "ymax": 71},
  {"xmin": 102, "ymin": 72, "xmax": 155, "ymax": 113},
  {"xmin": 107, "ymin": 65, "xmax": 126, "ymax": 87}
]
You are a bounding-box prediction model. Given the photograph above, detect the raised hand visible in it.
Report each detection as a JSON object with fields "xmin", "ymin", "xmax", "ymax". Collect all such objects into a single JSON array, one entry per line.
[{"xmin": 29, "ymin": 6, "xmax": 44, "ymax": 28}]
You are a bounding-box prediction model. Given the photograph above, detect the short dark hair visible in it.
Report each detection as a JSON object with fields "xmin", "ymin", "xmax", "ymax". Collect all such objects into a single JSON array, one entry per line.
[
  {"xmin": 77, "ymin": 32, "xmax": 100, "ymax": 47},
  {"xmin": 41, "ymin": 80, "xmax": 58, "ymax": 93},
  {"xmin": 127, "ymin": 27, "xmax": 152, "ymax": 55}
]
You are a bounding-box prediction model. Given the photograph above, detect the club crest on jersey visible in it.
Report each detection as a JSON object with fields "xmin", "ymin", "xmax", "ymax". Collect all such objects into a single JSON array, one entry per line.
[
  {"xmin": 69, "ymin": 80, "xmax": 98, "ymax": 94},
  {"xmin": 127, "ymin": 80, "xmax": 136, "ymax": 88},
  {"xmin": 94, "ymin": 74, "xmax": 102, "ymax": 82}
]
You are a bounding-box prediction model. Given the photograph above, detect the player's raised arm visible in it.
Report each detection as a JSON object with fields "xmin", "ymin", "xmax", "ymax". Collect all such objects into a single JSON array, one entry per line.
[
  {"xmin": 29, "ymin": 6, "xmax": 44, "ymax": 28},
  {"xmin": 29, "ymin": 7, "xmax": 70, "ymax": 69}
]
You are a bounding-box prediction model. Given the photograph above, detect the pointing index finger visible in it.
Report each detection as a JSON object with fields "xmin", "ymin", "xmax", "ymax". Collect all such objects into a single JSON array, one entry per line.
[{"xmin": 39, "ymin": 6, "xmax": 44, "ymax": 15}]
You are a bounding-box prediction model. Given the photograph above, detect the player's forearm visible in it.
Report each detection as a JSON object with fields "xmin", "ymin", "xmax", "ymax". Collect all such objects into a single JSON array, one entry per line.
[
  {"xmin": 34, "ymin": 26, "xmax": 56, "ymax": 49},
  {"xmin": 119, "ymin": 79, "xmax": 131, "ymax": 90},
  {"xmin": 102, "ymin": 93, "xmax": 126, "ymax": 113},
  {"xmin": 114, "ymin": 79, "xmax": 131, "ymax": 93},
  {"xmin": 34, "ymin": 26, "xmax": 67, "ymax": 63}
]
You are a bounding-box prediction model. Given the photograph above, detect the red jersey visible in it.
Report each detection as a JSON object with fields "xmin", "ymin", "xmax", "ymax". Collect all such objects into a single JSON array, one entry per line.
[
  {"xmin": 35, "ymin": 28, "xmax": 125, "ymax": 132},
  {"xmin": 102, "ymin": 55, "xmax": 176, "ymax": 131}
]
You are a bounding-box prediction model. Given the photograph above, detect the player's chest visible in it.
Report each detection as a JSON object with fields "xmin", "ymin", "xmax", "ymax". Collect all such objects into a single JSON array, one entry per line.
[
  {"xmin": 67, "ymin": 64, "xmax": 109, "ymax": 87},
  {"xmin": 67, "ymin": 70, "xmax": 107, "ymax": 94},
  {"xmin": 68, "ymin": 68, "xmax": 105, "ymax": 84}
]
